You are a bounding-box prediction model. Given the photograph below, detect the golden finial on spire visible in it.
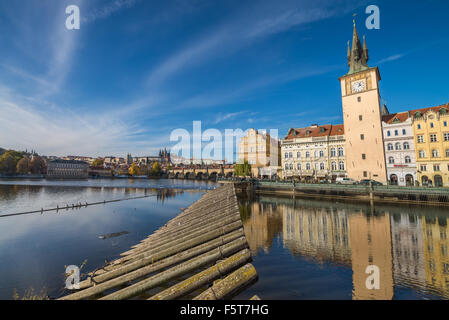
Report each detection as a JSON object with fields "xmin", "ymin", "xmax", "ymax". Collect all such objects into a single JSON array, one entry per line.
[{"xmin": 353, "ymin": 13, "xmax": 357, "ymax": 26}]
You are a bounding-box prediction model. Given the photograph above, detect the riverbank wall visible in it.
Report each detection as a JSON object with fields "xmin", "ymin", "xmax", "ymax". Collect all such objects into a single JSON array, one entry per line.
[{"xmin": 227, "ymin": 180, "xmax": 449, "ymax": 207}]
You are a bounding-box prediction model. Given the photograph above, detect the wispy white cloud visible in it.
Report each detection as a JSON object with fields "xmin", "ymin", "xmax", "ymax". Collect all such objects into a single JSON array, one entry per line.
[
  {"xmin": 146, "ymin": 0, "xmax": 352, "ymax": 88},
  {"xmin": 82, "ymin": 0, "xmax": 142, "ymax": 23},
  {"xmin": 376, "ymin": 53, "xmax": 406, "ymax": 65},
  {"xmin": 214, "ymin": 111, "xmax": 247, "ymax": 124}
]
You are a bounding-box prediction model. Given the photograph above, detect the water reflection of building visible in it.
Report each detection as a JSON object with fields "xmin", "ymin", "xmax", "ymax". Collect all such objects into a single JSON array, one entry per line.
[
  {"xmin": 349, "ymin": 212, "xmax": 394, "ymax": 300},
  {"xmin": 282, "ymin": 205, "xmax": 352, "ymax": 265},
  {"xmin": 390, "ymin": 213, "xmax": 426, "ymax": 290},
  {"xmin": 241, "ymin": 201, "xmax": 282, "ymax": 254},
  {"xmin": 421, "ymin": 216, "xmax": 449, "ymax": 297}
]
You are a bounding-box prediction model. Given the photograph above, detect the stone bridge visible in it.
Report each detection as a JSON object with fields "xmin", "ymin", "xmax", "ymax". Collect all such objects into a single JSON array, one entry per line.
[{"xmin": 169, "ymin": 166, "xmax": 234, "ymax": 180}]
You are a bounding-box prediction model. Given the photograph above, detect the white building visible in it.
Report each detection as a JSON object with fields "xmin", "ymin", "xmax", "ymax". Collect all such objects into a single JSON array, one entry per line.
[
  {"xmin": 281, "ymin": 124, "xmax": 347, "ymax": 181},
  {"xmin": 382, "ymin": 111, "xmax": 417, "ymax": 186}
]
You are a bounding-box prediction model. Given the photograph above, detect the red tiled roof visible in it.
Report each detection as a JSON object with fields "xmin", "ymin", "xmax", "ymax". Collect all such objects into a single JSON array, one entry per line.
[
  {"xmin": 382, "ymin": 111, "xmax": 410, "ymax": 124},
  {"xmin": 408, "ymin": 103, "xmax": 449, "ymax": 118},
  {"xmin": 330, "ymin": 124, "xmax": 345, "ymax": 136},
  {"xmin": 284, "ymin": 124, "xmax": 344, "ymax": 140}
]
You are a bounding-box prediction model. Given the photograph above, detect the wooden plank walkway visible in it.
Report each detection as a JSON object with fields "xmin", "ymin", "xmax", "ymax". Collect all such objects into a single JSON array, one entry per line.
[{"xmin": 60, "ymin": 184, "xmax": 258, "ymax": 300}]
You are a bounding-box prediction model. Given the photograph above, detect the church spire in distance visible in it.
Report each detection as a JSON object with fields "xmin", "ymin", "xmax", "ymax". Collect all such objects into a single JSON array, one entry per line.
[{"xmin": 347, "ymin": 17, "xmax": 370, "ymax": 75}]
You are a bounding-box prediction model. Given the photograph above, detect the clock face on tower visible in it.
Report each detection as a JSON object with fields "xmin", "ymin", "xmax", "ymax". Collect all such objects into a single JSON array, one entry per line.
[{"xmin": 351, "ymin": 80, "xmax": 366, "ymax": 93}]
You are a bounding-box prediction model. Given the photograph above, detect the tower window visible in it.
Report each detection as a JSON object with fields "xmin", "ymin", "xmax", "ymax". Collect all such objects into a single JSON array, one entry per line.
[
  {"xmin": 362, "ymin": 154, "xmax": 366, "ymax": 160},
  {"xmin": 361, "ymin": 134, "xmax": 365, "ymax": 140},
  {"xmin": 357, "ymin": 97, "xmax": 361, "ymax": 102},
  {"xmin": 359, "ymin": 115, "xmax": 363, "ymax": 121}
]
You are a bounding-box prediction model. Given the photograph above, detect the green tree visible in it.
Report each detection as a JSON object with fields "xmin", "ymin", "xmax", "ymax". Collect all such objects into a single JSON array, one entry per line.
[
  {"xmin": 16, "ymin": 157, "xmax": 30, "ymax": 174},
  {"xmin": 29, "ymin": 156, "xmax": 46, "ymax": 174},
  {"xmin": 234, "ymin": 160, "xmax": 252, "ymax": 177}
]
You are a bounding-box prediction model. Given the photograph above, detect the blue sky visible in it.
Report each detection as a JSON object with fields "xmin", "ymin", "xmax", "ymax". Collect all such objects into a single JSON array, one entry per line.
[{"xmin": 0, "ymin": 0, "xmax": 448, "ymax": 159}]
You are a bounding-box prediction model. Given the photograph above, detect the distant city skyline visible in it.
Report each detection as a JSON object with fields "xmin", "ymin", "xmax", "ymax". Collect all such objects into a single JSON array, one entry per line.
[{"xmin": 1, "ymin": 0, "xmax": 448, "ymax": 157}]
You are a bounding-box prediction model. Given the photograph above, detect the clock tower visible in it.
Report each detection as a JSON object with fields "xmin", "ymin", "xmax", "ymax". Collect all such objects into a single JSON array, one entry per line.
[{"xmin": 339, "ymin": 21, "xmax": 387, "ymax": 183}]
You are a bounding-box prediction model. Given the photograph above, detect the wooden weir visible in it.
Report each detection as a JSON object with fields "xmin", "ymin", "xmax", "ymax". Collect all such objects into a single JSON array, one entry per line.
[{"xmin": 59, "ymin": 184, "xmax": 258, "ymax": 300}]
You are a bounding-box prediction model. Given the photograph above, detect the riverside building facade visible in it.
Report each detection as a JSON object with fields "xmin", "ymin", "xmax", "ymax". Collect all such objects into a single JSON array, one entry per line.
[
  {"xmin": 281, "ymin": 124, "xmax": 347, "ymax": 181},
  {"xmin": 382, "ymin": 112, "xmax": 417, "ymax": 186}
]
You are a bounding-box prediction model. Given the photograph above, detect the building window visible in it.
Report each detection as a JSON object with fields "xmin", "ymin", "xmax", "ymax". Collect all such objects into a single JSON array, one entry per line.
[
  {"xmin": 419, "ymin": 150, "xmax": 426, "ymax": 158},
  {"xmin": 297, "ymin": 163, "xmax": 301, "ymax": 170},
  {"xmin": 389, "ymin": 157, "xmax": 395, "ymax": 164},
  {"xmin": 432, "ymin": 150, "xmax": 439, "ymax": 158},
  {"xmin": 330, "ymin": 148, "xmax": 336, "ymax": 157},
  {"xmin": 359, "ymin": 115, "xmax": 363, "ymax": 121},
  {"xmin": 297, "ymin": 152, "xmax": 301, "ymax": 158},
  {"xmin": 285, "ymin": 152, "xmax": 289, "ymax": 159},
  {"xmin": 434, "ymin": 165, "xmax": 440, "ymax": 172},
  {"xmin": 405, "ymin": 156, "xmax": 411, "ymax": 164},
  {"xmin": 430, "ymin": 134, "xmax": 437, "ymax": 142},
  {"xmin": 339, "ymin": 162, "xmax": 345, "ymax": 171},
  {"xmin": 395, "ymin": 143, "xmax": 401, "ymax": 150},
  {"xmin": 444, "ymin": 133, "xmax": 449, "ymax": 141},
  {"xmin": 420, "ymin": 165, "xmax": 427, "ymax": 172},
  {"xmin": 306, "ymin": 163, "xmax": 311, "ymax": 170},
  {"xmin": 363, "ymin": 171, "xmax": 368, "ymax": 177},
  {"xmin": 285, "ymin": 164, "xmax": 289, "ymax": 170},
  {"xmin": 430, "ymin": 122, "xmax": 434, "ymax": 128},
  {"xmin": 357, "ymin": 97, "xmax": 361, "ymax": 102},
  {"xmin": 446, "ymin": 149, "xmax": 449, "ymax": 157},
  {"xmin": 387, "ymin": 131, "xmax": 391, "ymax": 137},
  {"xmin": 403, "ymin": 142, "xmax": 410, "ymax": 150},
  {"xmin": 417, "ymin": 135, "xmax": 424, "ymax": 143},
  {"xmin": 360, "ymin": 134, "xmax": 365, "ymax": 140},
  {"xmin": 319, "ymin": 150, "xmax": 324, "ymax": 157},
  {"xmin": 387, "ymin": 143, "xmax": 393, "ymax": 151},
  {"xmin": 402, "ymin": 129, "xmax": 406, "ymax": 135},
  {"xmin": 395, "ymin": 130, "xmax": 399, "ymax": 136},
  {"xmin": 331, "ymin": 162, "xmax": 337, "ymax": 171},
  {"xmin": 362, "ymin": 154, "xmax": 366, "ymax": 160},
  {"xmin": 290, "ymin": 163, "xmax": 293, "ymax": 170},
  {"xmin": 320, "ymin": 163, "xmax": 325, "ymax": 170},
  {"xmin": 417, "ymin": 124, "xmax": 421, "ymax": 129},
  {"xmin": 444, "ymin": 121, "xmax": 448, "ymax": 127},
  {"xmin": 338, "ymin": 148, "xmax": 344, "ymax": 157},
  {"xmin": 289, "ymin": 152, "xmax": 293, "ymax": 158},
  {"xmin": 306, "ymin": 151, "xmax": 310, "ymax": 158}
]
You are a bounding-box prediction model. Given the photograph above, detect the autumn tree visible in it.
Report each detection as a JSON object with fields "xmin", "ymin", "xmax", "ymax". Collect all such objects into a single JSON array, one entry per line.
[
  {"xmin": 128, "ymin": 163, "xmax": 140, "ymax": 176},
  {"xmin": 152, "ymin": 161, "xmax": 161, "ymax": 176},
  {"xmin": 29, "ymin": 156, "xmax": 46, "ymax": 174},
  {"xmin": 92, "ymin": 158, "xmax": 104, "ymax": 167},
  {"xmin": 16, "ymin": 157, "xmax": 30, "ymax": 174},
  {"xmin": 0, "ymin": 150, "xmax": 23, "ymax": 175}
]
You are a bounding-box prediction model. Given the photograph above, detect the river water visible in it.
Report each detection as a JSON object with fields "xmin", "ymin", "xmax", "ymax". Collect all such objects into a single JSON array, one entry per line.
[{"xmin": 1, "ymin": 179, "xmax": 448, "ymax": 300}]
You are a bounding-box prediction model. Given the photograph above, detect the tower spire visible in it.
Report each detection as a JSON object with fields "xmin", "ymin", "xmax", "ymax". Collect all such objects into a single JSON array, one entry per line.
[{"xmin": 347, "ymin": 18, "xmax": 369, "ymax": 74}]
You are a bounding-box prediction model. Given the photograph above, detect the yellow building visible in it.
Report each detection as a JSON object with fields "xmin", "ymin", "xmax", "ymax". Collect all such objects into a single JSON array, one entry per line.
[
  {"xmin": 421, "ymin": 215, "xmax": 449, "ymax": 298},
  {"xmin": 410, "ymin": 104, "xmax": 449, "ymax": 187},
  {"xmin": 238, "ymin": 128, "xmax": 281, "ymax": 177}
]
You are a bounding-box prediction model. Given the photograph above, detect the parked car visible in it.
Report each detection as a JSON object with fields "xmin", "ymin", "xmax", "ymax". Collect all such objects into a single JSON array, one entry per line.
[
  {"xmin": 335, "ymin": 177, "xmax": 357, "ymax": 185},
  {"xmin": 359, "ymin": 179, "xmax": 383, "ymax": 186}
]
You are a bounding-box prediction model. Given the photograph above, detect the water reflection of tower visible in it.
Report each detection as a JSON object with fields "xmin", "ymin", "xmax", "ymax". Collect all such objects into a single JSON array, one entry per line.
[
  {"xmin": 241, "ymin": 201, "xmax": 282, "ymax": 254},
  {"xmin": 390, "ymin": 213, "xmax": 426, "ymax": 290},
  {"xmin": 349, "ymin": 211, "xmax": 393, "ymax": 300}
]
